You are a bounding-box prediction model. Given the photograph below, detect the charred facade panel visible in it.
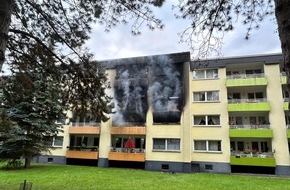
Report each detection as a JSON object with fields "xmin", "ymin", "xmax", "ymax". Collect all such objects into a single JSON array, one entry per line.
[
  {"xmin": 148, "ymin": 56, "xmax": 184, "ymax": 124},
  {"xmin": 107, "ymin": 52, "xmax": 189, "ymax": 126},
  {"xmin": 113, "ymin": 64, "xmax": 148, "ymax": 126}
]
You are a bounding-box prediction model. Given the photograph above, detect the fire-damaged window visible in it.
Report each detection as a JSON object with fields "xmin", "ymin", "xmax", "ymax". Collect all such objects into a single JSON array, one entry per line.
[
  {"xmin": 150, "ymin": 58, "xmax": 183, "ymax": 124},
  {"xmin": 193, "ymin": 91, "xmax": 219, "ymax": 102},
  {"xmin": 193, "ymin": 115, "xmax": 220, "ymax": 126},
  {"xmin": 113, "ymin": 64, "xmax": 148, "ymax": 126},
  {"xmin": 153, "ymin": 138, "xmax": 180, "ymax": 151},
  {"xmin": 194, "ymin": 140, "xmax": 221, "ymax": 152},
  {"xmin": 193, "ymin": 69, "xmax": 218, "ymax": 79}
]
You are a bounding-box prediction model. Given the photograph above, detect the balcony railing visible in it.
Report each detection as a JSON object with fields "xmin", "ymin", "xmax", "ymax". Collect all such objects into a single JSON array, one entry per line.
[
  {"xmin": 71, "ymin": 122, "xmax": 100, "ymax": 127},
  {"xmin": 112, "ymin": 122, "xmax": 146, "ymax": 127},
  {"xmin": 110, "ymin": 148, "xmax": 145, "ymax": 153},
  {"xmin": 66, "ymin": 148, "xmax": 99, "ymax": 159},
  {"xmin": 228, "ymin": 99, "xmax": 270, "ymax": 112},
  {"xmin": 108, "ymin": 149, "xmax": 146, "ymax": 162},
  {"xmin": 68, "ymin": 126, "xmax": 100, "ymax": 134},
  {"xmin": 67, "ymin": 146, "xmax": 99, "ymax": 151},
  {"xmin": 229, "ymin": 124, "xmax": 270, "ymax": 129},
  {"xmin": 226, "ymin": 73, "xmax": 267, "ymax": 87},
  {"xmin": 281, "ymin": 72, "xmax": 286, "ymax": 84},
  {"xmin": 231, "ymin": 151, "xmax": 274, "ymax": 158},
  {"xmin": 228, "ymin": 98, "xmax": 267, "ymax": 103},
  {"xmin": 227, "ymin": 73, "xmax": 265, "ymax": 79}
]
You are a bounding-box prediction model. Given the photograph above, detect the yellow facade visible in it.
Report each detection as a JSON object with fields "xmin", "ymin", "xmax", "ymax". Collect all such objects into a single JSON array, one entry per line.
[{"xmin": 43, "ymin": 53, "xmax": 290, "ymax": 175}]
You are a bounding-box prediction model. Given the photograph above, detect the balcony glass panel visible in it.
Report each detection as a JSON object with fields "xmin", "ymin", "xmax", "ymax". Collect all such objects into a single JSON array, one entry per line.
[
  {"xmin": 226, "ymin": 74, "xmax": 267, "ymax": 87},
  {"xmin": 228, "ymin": 100, "xmax": 270, "ymax": 112}
]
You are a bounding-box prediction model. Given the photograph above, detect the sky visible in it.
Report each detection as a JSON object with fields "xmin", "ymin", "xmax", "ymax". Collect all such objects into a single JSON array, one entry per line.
[{"xmin": 86, "ymin": 1, "xmax": 281, "ymax": 61}]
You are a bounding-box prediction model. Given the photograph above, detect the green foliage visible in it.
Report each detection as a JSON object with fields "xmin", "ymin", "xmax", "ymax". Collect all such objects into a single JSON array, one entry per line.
[
  {"xmin": 7, "ymin": 0, "xmax": 165, "ymax": 66},
  {"xmin": 0, "ymin": 44, "xmax": 66, "ymax": 168},
  {"xmin": 5, "ymin": 159, "xmax": 22, "ymax": 169}
]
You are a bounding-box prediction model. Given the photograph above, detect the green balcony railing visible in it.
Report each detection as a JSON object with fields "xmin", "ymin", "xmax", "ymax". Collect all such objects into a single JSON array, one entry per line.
[
  {"xmin": 226, "ymin": 74, "xmax": 267, "ymax": 87},
  {"xmin": 281, "ymin": 73, "xmax": 286, "ymax": 84},
  {"xmin": 230, "ymin": 152, "xmax": 275, "ymax": 167},
  {"xmin": 229, "ymin": 125, "xmax": 273, "ymax": 138},
  {"xmin": 284, "ymin": 100, "xmax": 289, "ymax": 110},
  {"xmin": 228, "ymin": 99, "xmax": 270, "ymax": 111}
]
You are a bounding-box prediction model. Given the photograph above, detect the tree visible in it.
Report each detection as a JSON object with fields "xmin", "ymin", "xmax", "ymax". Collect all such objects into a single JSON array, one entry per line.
[
  {"xmin": 0, "ymin": 40, "xmax": 115, "ymax": 167},
  {"xmin": 0, "ymin": 0, "xmax": 165, "ymax": 121},
  {"xmin": 0, "ymin": 47, "xmax": 67, "ymax": 168},
  {"xmin": 0, "ymin": 0, "xmax": 165, "ymax": 70}
]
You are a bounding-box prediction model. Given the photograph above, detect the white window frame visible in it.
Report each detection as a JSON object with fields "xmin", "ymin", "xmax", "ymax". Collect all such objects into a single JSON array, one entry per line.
[
  {"xmin": 193, "ymin": 115, "xmax": 221, "ymax": 126},
  {"xmin": 153, "ymin": 138, "xmax": 180, "ymax": 151},
  {"xmin": 193, "ymin": 140, "xmax": 221, "ymax": 153},
  {"xmin": 192, "ymin": 69, "xmax": 218, "ymax": 79},
  {"xmin": 193, "ymin": 91, "xmax": 219, "ymax": 102},
  {"xmin": 52, "ymin": 136, "xmax": 64, "ymax": 147}
]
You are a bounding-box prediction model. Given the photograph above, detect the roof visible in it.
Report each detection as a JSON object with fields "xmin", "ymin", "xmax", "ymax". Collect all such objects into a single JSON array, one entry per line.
[
  {"xmin": 190, "ymin": 53, "xmax": 283, "ymax": 70},
  {"xmin": 99, "ymin": 52, "xmax": 191, "ymax": 69}
]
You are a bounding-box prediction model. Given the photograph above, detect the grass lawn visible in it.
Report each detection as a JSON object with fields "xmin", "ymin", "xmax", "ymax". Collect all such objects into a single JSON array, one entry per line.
[{"xmin": 0, "ymin": 164, "xmax": 290, "ymax": 190}]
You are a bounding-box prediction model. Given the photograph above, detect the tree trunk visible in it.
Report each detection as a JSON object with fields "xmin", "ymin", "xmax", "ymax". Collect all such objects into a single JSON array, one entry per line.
[
  {"xmin": 24, "ymin": 156, "xmax": 31, "ymax": 168},
  {"xmin": 0, "ymin": 0, "xmax": 14, "ymax": 71},
  {"xmin": 274, "ymin": 0, "xmax": 290, "ymax": 111}
]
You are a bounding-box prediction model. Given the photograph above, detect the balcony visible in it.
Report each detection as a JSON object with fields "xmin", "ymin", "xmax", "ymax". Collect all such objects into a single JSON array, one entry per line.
[
  {"xmin": 69, "ymin": 126, "xmax": 100, "ymax": 134},
  {"xmin": 66, "ymin": 148, "xmax": 99, "ymax": 160},
  {"xmin": 111, "ymin": 125, "xmax": 146, "ymax": 135},
  {"xmin": 229, "ymin": 124, "xmax": 273, "ymax": 138},
  {"xmin": 226, "ymin": 73, "xmax": 267, "ymax": 87},
  {"xmin": 230, "ymin": 152, "xmax": 275, "ymax": 167},
  {"xmin": 108, "ymin": 148, "xmax": 145, "ymax": 162},
  {"xmin": 228, "ymin": 98, "xmax": 270, "ymax": 112}
]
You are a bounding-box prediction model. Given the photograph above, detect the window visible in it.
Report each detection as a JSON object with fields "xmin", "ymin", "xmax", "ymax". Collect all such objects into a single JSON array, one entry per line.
[
  {"xmin": 248, "ymin": 92, "xmax": 263, "ymax": 101},
  {"xmin": 153, "ymin": 138, "xmax": 180, "ymax": 151},
  {"xmin": 227, "ymin": 93, "xmax": 241, "ymax": 100},
  {"xmin": 193, "ymin": 115, "xmax": 220, "ymax": 126},
  {"xmin": 53, "ymin": 136, "xmax": 63, "ymax": 147},
  {"xmin": 229, "ymin": 116, "xmax": 243, "ymax": 125},
  {"xmin": 193, "ymin": 69, "xmax": 218, "ymax": 79},
  {"xmin": 193, "ymin": 91, "xmax": 219, "ymax": 102},
  {"xmin": 237, "ymin": 141, "xmax": 244, "ymax": 151},
  {"xmin": 205, "ymin": 165, "xmax": 213, "ymax": 170},
  {"xmin": 47, "ymin": 158, "xmax": 53, "ymax": 163},
  {"xmin": 45, "ymin": 136, "xmax": 63, "ymax": 147},
  {"xmin": 194, "ymin": 140, "xmax": 221, "ymax": 152},
  {"xmin": 162, "ymin": 164, "xmax": 169, "ymax": 171},
  {"xmin": 246, "ymin": 69, "xmax": 262, "ymax": 77},
  {"xmin": 230, "ymin": 141, "xmax": 236, "ymax": 151},
  {"xmin": 232, "ymin": 141, "xmax": 270, "ymax": 153}
]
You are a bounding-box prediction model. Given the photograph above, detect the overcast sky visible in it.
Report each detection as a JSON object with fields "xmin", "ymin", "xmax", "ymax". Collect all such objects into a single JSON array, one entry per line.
[{"xmin": 86, "ymin": 1, "xmax": 281, "ymax": 61}]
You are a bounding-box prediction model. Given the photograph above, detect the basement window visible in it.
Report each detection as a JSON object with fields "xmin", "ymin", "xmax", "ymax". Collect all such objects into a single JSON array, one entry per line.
[
  {"xmin": 162, "ymin": 164, "xmax": 169, "ymax": 171},
  {"xmin": 47, "ymin": 158, "xmax": 53, "ymax": 163},
  {"xmin": 205, "ymin": 165, "xmax": 213, "ymax": 170}
]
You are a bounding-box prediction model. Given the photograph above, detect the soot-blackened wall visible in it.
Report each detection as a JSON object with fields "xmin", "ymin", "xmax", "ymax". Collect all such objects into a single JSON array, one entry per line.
[
  {"xmin": 112, "ymin": 54, "xmax": 185, "ymax": 125},
  {"xmin": 148, "ymin": 56, "xmax": 183, "ymax": 124},
  {"xmin": 113, "ymin": 64, "xmax": 148, "ymax": 126}
]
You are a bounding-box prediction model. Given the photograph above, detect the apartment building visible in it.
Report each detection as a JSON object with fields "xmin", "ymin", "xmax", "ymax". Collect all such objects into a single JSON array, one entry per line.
[{"xmin": 34, "ymin": 52, "xmax": 290, "ymax": 175}]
